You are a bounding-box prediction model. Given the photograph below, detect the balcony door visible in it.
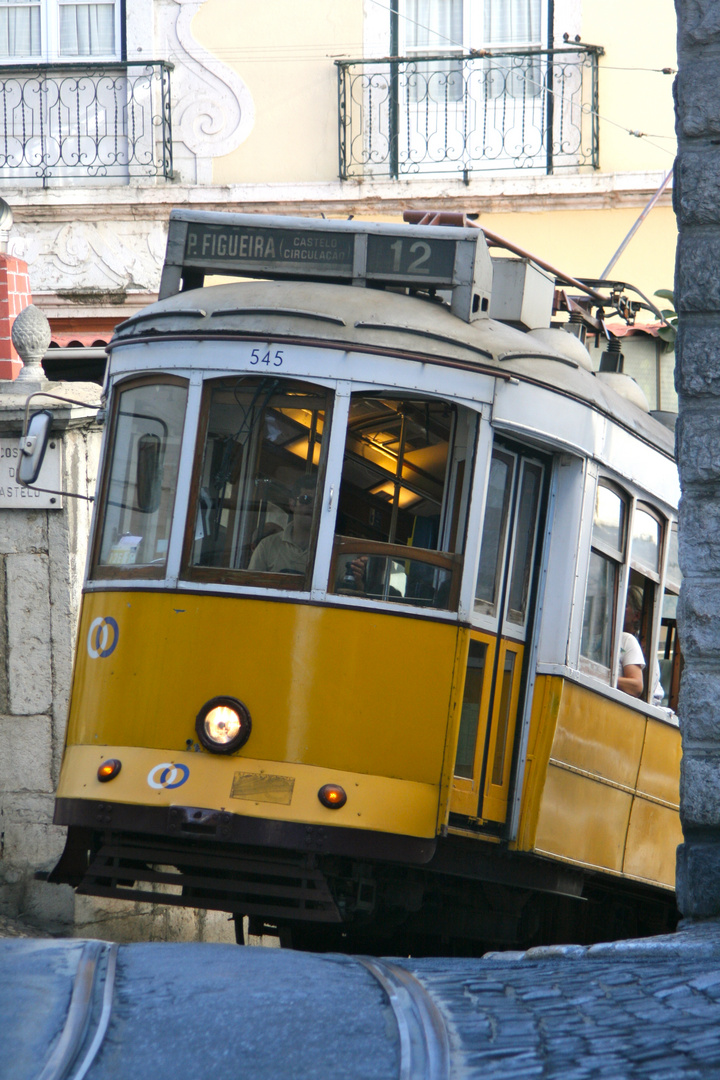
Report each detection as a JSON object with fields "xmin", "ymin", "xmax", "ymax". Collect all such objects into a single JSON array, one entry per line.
[
  {"xmin": 398, "ymin": 0, "xmax": 549, "ymax": 175},
  {"xmin": 451, "ymin": 443, "xmax": 546, "ymax": 825}
]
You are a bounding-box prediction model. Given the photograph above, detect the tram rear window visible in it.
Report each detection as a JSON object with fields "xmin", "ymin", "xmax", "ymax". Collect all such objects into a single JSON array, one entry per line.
[
  {"xmin": 186, "ymin": 377, "xmax": 329, "ymax": 588},
  {"xmin": 93, "ymin": 379, "xmax": 188, "ymax": 578}
]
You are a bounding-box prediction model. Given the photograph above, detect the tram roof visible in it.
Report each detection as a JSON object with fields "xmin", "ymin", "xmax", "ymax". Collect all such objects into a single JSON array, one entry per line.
[{"xmin": 111, "ymin": 278, "xmax": 675, "ymax": 458}]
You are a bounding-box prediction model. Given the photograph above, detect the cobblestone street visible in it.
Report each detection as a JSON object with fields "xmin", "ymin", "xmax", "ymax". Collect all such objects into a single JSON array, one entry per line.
[{"xmin": 4, "ymin": 921, "xmax": 720, "ymax": 1078}]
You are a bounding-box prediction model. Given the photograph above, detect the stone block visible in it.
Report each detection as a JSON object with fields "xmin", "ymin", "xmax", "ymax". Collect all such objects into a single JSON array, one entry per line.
[
  {"xmin": 164, "ymin": 905, "xmax": 203, "ymax": 942},
  {"xmin": 73, "ymin": 894, "xmax": 170, "ymax": 944},
  {"xmin": 676, "ymin": 409, "xmax": 720, "ymax": 483},
  {"xmin": 678, "ymin": 491, "xmax": 720, "ymax": 575},
  {"xmin": 675, "ymin": 152, "xmax": 720, "ymax": 227},
  {"xmin": 680, "ymin": 752, "xmax": 720, "ymax": 827},
  {"xmin": 21, "ymin": 876, "xmax": 75, "ymax": 935},
  {"xmin": 675, "ymin": 319, "xmax": 720, "ymax": 396},
  {"xmin": 0, "ymin": 715, "xmax": 53, "ymax": 792},
  {"xmin": 6, "ymin": 552, "xmax": 52, "ymax": 715},
  {"xmin": 678, "ymin": 669, "xmax": 720, "ymax": 742},
  {"xmin": 676, "ymin": 231, "xmax": 720, "ymax": 312},
  {"xmin": 676, "ymin": 60, "xmax": 720, "ymax": 139},
  {"xmin": 0, "ymin": 511, "xmax": 46, "ymax": 555},
  {"xmin": 676, "ymin": 840, "xmax": 720, "ymax": 918},
  {"xmin": 677, "ymin": 1, "xmax": 720, "ymax": 52},
  {"xmin": 200, "ymin": 908, "xmax": 236, "ymax": 944},
  {"xmin": 2, "ymin": 821, "xmax": 65, "ymax": 869},
  {"xmin": 678, "ymin": 581, "xmax": 720, "ymax": 659}
]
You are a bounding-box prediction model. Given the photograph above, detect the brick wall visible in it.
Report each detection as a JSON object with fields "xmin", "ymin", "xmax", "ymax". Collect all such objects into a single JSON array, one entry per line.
[{"xmin": 0, "ymin": 255, "xmax": 32, "ymax": 381}]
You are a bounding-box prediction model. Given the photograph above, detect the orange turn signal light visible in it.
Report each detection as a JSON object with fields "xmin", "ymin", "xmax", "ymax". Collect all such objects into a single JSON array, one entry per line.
[
  {"xmin": 97, "ymin": 759, "xmax": 122, "ymax": 783},
  {"xmin": 318, "ymin": 783, "xmax": 347, "ymax": 809}
]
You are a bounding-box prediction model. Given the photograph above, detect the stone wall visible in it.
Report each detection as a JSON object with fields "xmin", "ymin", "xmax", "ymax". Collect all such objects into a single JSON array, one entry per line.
[
  {"xmin": 0, "ymin": 384, "xmax": 234, "ymax": 942},
  {"xmin": 674, "ymin": 0, "xmax": 720, "ymax": 917}
]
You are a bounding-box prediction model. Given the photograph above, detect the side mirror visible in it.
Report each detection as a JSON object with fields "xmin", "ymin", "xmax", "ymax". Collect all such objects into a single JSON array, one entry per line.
[{"xmin": 17, "ymin": 409, "xmax": 53, "ymax": 486}]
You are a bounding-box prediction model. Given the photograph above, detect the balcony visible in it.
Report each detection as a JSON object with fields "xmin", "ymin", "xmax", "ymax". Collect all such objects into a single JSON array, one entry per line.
[
  {"xmin": 0, "ymin": 60, "xmax": 173, "ymax": 185},
  {"xmin": 336, "ymin": 45, "xmax": 602, "ymax": 181}
]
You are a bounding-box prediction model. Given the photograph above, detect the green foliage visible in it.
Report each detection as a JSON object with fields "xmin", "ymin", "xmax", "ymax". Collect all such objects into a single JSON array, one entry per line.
[{"xmin": 654, "ymin": 289, "xmax": 677, "ymax": 353}]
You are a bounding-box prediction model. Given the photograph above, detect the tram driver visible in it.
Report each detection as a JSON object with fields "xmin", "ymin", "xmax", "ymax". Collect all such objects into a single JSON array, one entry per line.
[{"xmin": 248, "ymin": 474, "xmax": 316, "ymax": 574}]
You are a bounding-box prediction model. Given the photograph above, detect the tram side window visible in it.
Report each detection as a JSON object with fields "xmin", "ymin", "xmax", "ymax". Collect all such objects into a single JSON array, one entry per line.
[
  {"xmin": 658, "ymin": 521, "xmax": 682, "ymax": 712},
  {"xmin": 580, "ymin": 483, "xmax": 626, "ymax": 675},
  {"xmin": 626, "ymin": 504, "xmax": 664, "ymax": 705},
  {"xmin": 186, "ymin": 377, "xmax": 329, "ymax": 589},
  {"xmin": 93, "ymin": 379, "xmax": 188, "ymax": 578},
  {"xmin": 474, "ymin": 448, "xmax": 544, "ymax": 626},
  {"xmin": 330, "ymin": 396, "xmax": 474, "ymax": 609}
]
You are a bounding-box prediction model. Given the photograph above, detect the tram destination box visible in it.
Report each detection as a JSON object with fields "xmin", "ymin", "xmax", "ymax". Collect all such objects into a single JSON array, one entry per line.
[{"xmin": 159, "ymin": 210, "xmax": 493, "ymax": 324}]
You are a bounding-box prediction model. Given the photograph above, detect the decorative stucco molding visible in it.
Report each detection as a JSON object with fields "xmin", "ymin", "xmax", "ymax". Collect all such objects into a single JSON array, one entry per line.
[
  {"xmin": 159, "ymin": 0, "xmax": 255, "ymax": 184},
  {"xmin": 8, "ymin": 221, "xmax": 168, "ymax": 294}
]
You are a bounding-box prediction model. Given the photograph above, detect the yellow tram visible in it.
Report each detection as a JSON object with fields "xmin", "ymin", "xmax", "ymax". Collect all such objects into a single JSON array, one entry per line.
[{"xmin": 42, "ymin": 211, "xmax": 682, "ymax": 952}]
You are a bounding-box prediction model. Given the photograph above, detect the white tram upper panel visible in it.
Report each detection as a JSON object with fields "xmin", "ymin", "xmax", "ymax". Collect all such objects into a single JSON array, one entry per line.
[{"xmin": 108, "ymin": 277, "xmax": 677, "ymax": 507}]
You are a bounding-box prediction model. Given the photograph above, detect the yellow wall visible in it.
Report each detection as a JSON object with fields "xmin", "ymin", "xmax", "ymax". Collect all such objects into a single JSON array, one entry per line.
[
  {"xmin": 191, "ymin": 0, "xmax": 677, "ymax": 304},
  {"xmin": 582, "ymin": 0, "xmax": 677, "ymax": 175},
  {"xmin": 192, "ymin": 0, "xmax": 363, "ymax": 184},
  {"xmin": 475, "ymin": 205, "xmax": 677, "ymax": 311}
]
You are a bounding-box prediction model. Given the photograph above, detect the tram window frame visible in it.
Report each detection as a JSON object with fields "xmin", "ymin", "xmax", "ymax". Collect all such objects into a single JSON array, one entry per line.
[
  {"xmin": 474, "ymin": 447, "xmax": 516, "ymax": 621},
  {"xmin": 658, "ymin": 519, "xmax": 682, "ymax": 712},
  {"xmin": 328, "ymin": 393, "xmax": 475, "ymax": 611},
  {"xmin": 180, "ymin": 375, "xmax": 333, "ymax": 591},
  {"xmin": 579, "ymin": 480, "xmax": 628, "ymax": 680},
  {"xmin": 626, "ymin": 501, "xmax": 665, "ymax": 706},
  {"xmin": 90, "ymin": 374, "xmax": 189, "ymax": 581}
]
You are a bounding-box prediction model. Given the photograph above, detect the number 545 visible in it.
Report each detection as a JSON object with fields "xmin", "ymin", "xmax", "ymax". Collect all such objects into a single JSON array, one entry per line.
[{"xmin": 250, "ymin": 348, "xmax": 283, "ymax": 366}]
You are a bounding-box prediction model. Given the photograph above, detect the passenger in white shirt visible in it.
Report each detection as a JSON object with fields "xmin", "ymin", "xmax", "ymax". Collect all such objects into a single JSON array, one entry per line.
[{"xmin": 617, "ymin": 585, "xmax": 663, "ymax": 702}]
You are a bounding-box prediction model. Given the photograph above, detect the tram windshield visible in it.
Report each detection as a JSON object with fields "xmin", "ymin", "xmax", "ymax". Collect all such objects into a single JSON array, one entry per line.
[
  {"xmin": 330, "ymin": 395, "xmax": 472, "ymax": 609},
  {"xmin": 93, "ymin": 378, "xmax": 188, "ymax": 578},
  {"xmin": 187, "ymin": 377, "xmax": 329, "ymax": 589}
]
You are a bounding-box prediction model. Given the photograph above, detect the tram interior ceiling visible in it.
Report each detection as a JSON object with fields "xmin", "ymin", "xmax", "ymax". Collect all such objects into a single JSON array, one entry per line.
[{"xmin": 24, "ymin": 210, "xmax": 681, "ymax": 955}]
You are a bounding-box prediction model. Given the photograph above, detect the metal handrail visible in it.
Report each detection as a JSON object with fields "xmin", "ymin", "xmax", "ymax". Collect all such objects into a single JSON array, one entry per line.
[{"xmin": 0, "ymin": 59, "xmax": 173, "ymax": 182}]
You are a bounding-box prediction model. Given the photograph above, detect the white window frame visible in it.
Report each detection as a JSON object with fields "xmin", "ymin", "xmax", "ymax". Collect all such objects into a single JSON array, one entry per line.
[{"xmin": 0, "ymin": 0, "xmax": 122, "ymax": 63}]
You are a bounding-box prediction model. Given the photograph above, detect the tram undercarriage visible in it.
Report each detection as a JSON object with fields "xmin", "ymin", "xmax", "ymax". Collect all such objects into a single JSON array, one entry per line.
[{"xmin": 48, "ymin": 809, "xmax": 678, "ymax": 956}]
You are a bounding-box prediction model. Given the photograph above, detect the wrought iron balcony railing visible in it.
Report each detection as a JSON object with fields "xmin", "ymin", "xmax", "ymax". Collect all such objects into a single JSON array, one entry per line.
[
  {"xmin": 336, "ymin": 45, "xmax": 602, "ymax": 180},
  {"xmin": 0, "ymin": 60, "xmax": 173, "ymax": 184}
]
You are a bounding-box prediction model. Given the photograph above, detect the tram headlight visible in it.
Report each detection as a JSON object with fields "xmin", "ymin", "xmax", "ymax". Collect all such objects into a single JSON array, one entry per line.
[{"xmin": 195, "ymin": 697, "xmax": 252, "ymax": 755}]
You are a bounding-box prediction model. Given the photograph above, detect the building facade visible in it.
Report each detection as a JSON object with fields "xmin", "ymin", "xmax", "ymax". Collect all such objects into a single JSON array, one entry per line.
[{"xmin": 0, "ymin": 0, "xmax": 677, "ymax": 350}]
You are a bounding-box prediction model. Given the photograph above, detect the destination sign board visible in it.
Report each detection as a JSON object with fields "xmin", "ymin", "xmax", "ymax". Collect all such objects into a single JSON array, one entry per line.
[
  {"xmin": 159, "ymin": 211, "xmax": 493, "ymax": 323},
  {"xmin": 184, "ymin": 223, "xmax": 355, "ymax": 275},
  {"xmin": 366, "ymin": 233, "xmax": 456, "ymax": 282}
]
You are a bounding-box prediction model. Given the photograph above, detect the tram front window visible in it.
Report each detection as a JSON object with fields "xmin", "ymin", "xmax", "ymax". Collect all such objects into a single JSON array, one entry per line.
[
  {"xmin": 93, "ymin": 378, "xmax": 188, "ymax": 578},
  {"xmin": 331, "ymin": 396, "xmax": 472, "ymax": 609},
  {"xmin": 187, "ymin": 377, "xmax": 329, "ymax": 589}
]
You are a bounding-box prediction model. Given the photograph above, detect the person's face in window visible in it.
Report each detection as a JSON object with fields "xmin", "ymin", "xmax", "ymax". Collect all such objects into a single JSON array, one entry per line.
[
  {"xmin": 624, "ymin": 597, "xmax": 641, "ymax": 636},
  {"xmin": 292, "ymin": 486, "xmax": 314, "ymax": 519}
]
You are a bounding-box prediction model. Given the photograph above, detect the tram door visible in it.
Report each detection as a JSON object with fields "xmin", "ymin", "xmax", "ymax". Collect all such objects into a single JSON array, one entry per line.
[{"xmin": 451, "ymin": 445, "xmax": 546, "ymax": 825}]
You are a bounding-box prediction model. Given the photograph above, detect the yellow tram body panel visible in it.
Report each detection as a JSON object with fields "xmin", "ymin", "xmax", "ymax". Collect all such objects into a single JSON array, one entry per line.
[
  {"xmin": 57, "ymin": 744, "xmax": 440, "ymax": 838},
  {"xmin": 63, "ymin": 589, "xmax": 463, "ymax": 837},
  {"xmin": 517, "ymin": 676, "xmax": 681, "ymax": 889}
]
